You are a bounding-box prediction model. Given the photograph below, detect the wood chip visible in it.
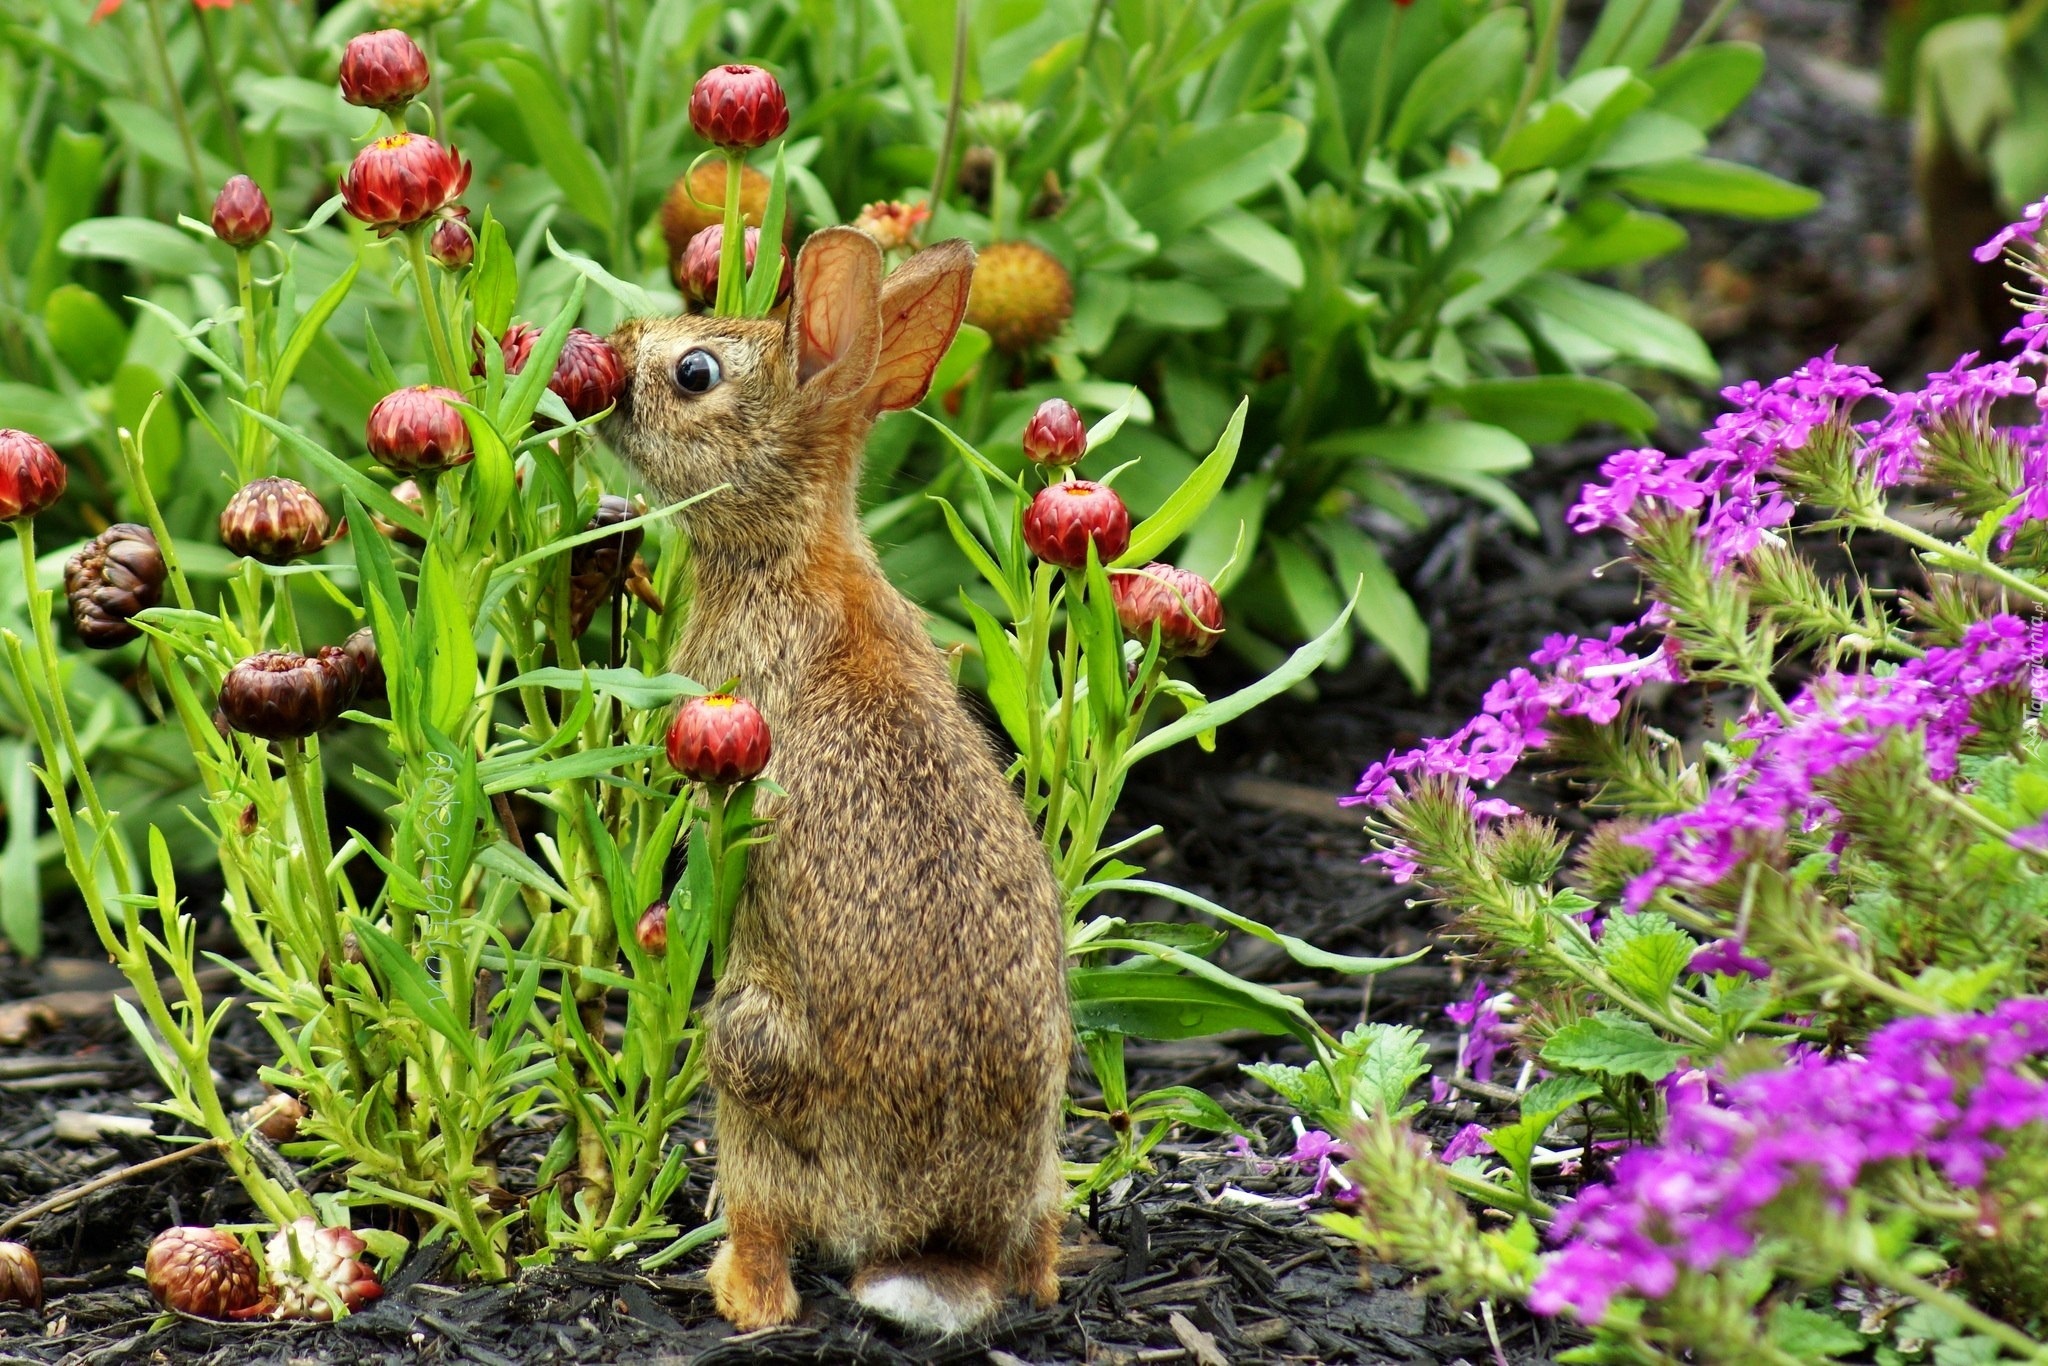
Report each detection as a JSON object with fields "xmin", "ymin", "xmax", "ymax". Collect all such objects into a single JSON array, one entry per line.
[
  {"xmin": 51, "ymin": 1111, "xmax": 155, "ymax": 1143},
  {"xmin": 1168, "ymin": 1311, "xmax": 1230, "ymax": 1366}
]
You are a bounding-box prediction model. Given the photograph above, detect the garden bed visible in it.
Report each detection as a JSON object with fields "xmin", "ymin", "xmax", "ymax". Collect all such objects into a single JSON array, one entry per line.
[{"xmin": 0, "ymin": 2, "xmax": 1936, "ymax": 1361}]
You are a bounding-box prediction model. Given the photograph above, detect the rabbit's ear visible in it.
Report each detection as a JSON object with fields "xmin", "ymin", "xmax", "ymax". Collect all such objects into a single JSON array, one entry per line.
[
  {"xmin": 862, "ymin": 240, "xmax": 975, "ymax": 416},
  {"xmin": 789, "ymin": 227, "xmax": 883, "ymax": 400}
]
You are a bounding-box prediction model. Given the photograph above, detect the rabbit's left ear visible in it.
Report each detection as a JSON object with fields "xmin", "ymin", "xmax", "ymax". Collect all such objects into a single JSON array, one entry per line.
[
  {"xmin": 789, "ymin": 226, "xmax": 883, "ymax": 400},
  {"xmin": 862, "ymin": 240, "xmax": 975, "ymax": 416}
]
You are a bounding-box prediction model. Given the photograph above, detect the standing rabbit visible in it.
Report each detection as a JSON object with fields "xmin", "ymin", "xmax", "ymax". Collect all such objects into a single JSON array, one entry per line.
[{"xmin": 606, "ymin": 229, "xmax": 1069, "ymax": 1335}]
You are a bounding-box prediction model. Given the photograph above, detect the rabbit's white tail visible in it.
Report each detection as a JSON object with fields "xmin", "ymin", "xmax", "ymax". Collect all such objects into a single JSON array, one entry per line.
[{"xmin": 852, "ymin": 1255, "xmax": 1003, "ymax": 1336}]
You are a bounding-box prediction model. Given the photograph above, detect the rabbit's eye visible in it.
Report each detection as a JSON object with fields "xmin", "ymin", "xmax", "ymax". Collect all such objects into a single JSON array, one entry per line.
[{"xmin": 675, "ymin": 349, "xmax": 723, "ymax": 395}]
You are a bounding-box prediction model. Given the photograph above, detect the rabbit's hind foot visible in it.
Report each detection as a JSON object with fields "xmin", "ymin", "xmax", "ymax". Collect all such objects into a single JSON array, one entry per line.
[
  {"xmin": 707, "ymin": 1209, "xmax": 801, "ymax": 1332},
  {"xmin": 1012, "ymin": 1209, "xmax": 1061, "ymax": 1309},
  {"xmin": 851, "ymin": 1254, "xmax": 1003, "ymax": 1336}
]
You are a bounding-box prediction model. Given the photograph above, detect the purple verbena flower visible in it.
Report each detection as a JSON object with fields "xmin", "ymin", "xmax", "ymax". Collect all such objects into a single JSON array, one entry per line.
[
  {"xmin": 1687, "ymin": 939, "xmax": 1771, "ymax": 979},
  {"xmin": 1446, "ymin": 979, "xmax": 1515, "ymax": 1085},
  {"xmin": 1975, "ymin": 198, "xmax": 2048, "ymax": 264},
  {"xmin": 1440, "ymin": 1123, "xmax": 1491, "ymax": 1164}
]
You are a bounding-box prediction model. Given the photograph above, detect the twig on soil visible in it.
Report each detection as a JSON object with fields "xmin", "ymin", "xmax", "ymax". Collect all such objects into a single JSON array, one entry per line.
[{"xmin": 0, "ymin": 1138, "xmax": 223, "ymax": 1237}]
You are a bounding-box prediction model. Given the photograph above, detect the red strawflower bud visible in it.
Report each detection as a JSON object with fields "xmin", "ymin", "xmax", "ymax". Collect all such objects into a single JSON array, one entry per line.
[
  {"xmin": 0, "ymin": 1242, "xmax": 41, "ymax": 1310},
  {"xmin": 485, "ymin": 321, "xmax": 540, "ymax": 377},
  {"xmin": 1023, "ymin": 479, "xmax": 1129, "ymax": 570},
  {"xmin": 370, "ymin": 478, "xmax": 426, "ymax": 548},
  {"xmin": 680, "ymin": 224, "xmax": 789, "ymax": 308},
  {"xmin": 337, "ymin": 29, "xmax": 430, "ymax": 113},
  {"xmin": 429, "ymin": 215, "xmax": 474, "ymax": 268},
  {"xmin": 365, "ymin": 385, "xmax": 472, "ymax": 473},
  {"xmin": 0, "ymin": 429, "xmax": 66, "ymax": 522},
  {"xmin": 689, "ymin": 64, "xmax": 789, "ymax": 151},
  {"xmin": 339, "ymin": 133, "xmax": 471, "ymax": 233},
  {"xmin": 667, "ymin": 693, "xmax": 771, "ymax": 785},
  {"xmin": 220, "ymin": 477, "xmax": 333, "ymax": 564},
  {"xmin": 547, "ymin": 329, "xmax": 626, "ymax": 421},
  {"xmin": 217, "ymin": 648, "xmax": 362, "ymax": 741},
  {"xmin": 1022, "ymin": 398, "xmax": 1087, "ymax": 467},
  {"xmin": 210, "ymin": 175, "xmax": 273, "ymax": 250},
  {"xmin": 1111, "ymin": 562, "xmax": 1224, "ymax": 658},
  {"xmin": 64, "ymin": 523, "xmax": 165, "ymax": 648},
  {"xmin": 145, "ymin": 1227, "xmax": 262, "ymax": 1319},
  {"xmin": 635, "ymin": 900, "xmax": 669, "ymax": 955},
  {"xmin": 266, "ymin": 1217, "xmax": 382, "ymax": 1321},
  {"xmin": 342, "ymin": 626, "xmax": 385, "ymax": 700}
]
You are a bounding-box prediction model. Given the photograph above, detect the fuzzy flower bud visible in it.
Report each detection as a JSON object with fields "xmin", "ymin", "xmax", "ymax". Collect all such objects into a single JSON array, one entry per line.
[
  {"xmin": 1023, "ymin": 480, "xmax": 1129, "ymax": 570},
  {"xmin": 64, "ymin": 523, "xmax": 165, "ymax": 649},
  {"xmin": 337, "ymin": 29, "xmax": 430, "ymax": 113},
  {"xmin": 635, "ymin": 900, "xmax": 669, "ymax": 956},
  {"xmin": 217, "ymin": 648, "xmax": 362, "ymax": 741},
  {"xmin": 340, "ymin": 133, "xmax": 471, "ymax": 233},
  {"xmin": 680, "ymin": 224, "xmax": 789, "ymax": 309},
  {"xmin": 1111, "ymin": 563, "xmax": 1223, "ymax": 658},
  {"xmin": 0, "ymin": 1242, "xmax": 41, "ymax": 1310},
  {"xmin": 851, "ymin": 200, "xmax": 931, "ymax": 252},
  {"xmin": 365, "ymin": 385, "xmax": 472, "ymax": 474},
  {"xmin": 145, "ymin": 1227, "xmax": 262, "ymax": 1319},
  {"xmin": 661, "ymin": 161, "xmax": 770, "ymax": 266},
  {"xmin": 210, "ymin": 176, "xmax": 273, "ymax": 250},
  {"xmin": 220, "ymin": 477, "xmax": 333, "ymax": 564},
  {"xmin": 0, "ymin": 429, "xmax": 66, "ymax": 522},
  {"xmin": 965, "ymin": 240, "xmax": 1072, "ymax": 354},
  {"xmin": 428, "ymin": 215, "xmax": 474, "ymax": 268},
  {"xmin": 265, "ymin": 1218, "xmax": 382, "ymax": 1321},
  {"xmin": 689, "ymin": 64, "xmax": 789, "ymax": 150},
  {"xmin": 667, "ymin": 694, "xmax": 771, "ymax": 785},
  {"xmin": 1022, "ymin": 398, "xmax": 1087, "ymax": 467}
]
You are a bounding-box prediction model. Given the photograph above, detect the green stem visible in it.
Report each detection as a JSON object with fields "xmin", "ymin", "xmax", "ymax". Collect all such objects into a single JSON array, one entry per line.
[
  {"xmin": 1499, "ymin": 0, "xmax": 1565, "ymax": 152},
  {"xmin": 142, "ymin": 0, "xmax": 210, "ymax": 208},
  {"xmin": 925, "ymin": 0, "xmax": 970, "ymax": 217},
  {"xmin": 1854, "ymin": 1260, "xmax": 2048, "ymax": 1362},
  {"xmin": 1041, "ymin": 593, "xmax": 1081, "ymax": 851},
  {"xmin": 235, "ymin": 250, "xmax": 265, "ymax": 477},
  {"xmin": 19, "ymin": 523, "xmax": 119, "ymax": 846},
  {"xmin": 116, "ymin": 421, "xmax": 197, "ymax": 613},
  {"xmin": 714, "ymin": 153, "xmax": 746, "ymax": 316},
  {"xmin": 1358, "ymin": 1, "xmax": 1405, "ymax": 165},
  {"xmin": 405, "ymin": 225, "xmax": 465, "ymax": 388},
  {"xmin": 601, "ymin": 0, "xmax": 635, "ymax": 273},
  {"xmin": 1866, "ymin": 510, "xmax": 2048, "ymax": 609},
  {"xmin": 193, "ymin": 4, "xmax": 246, "ymax": 167},
  {"xmin": 1443, "ymin": 1166, "xmax": 1557, "ymax": 1222},
  {"xmin": 1676, "ymin": 0, "xmax": 1742, "ymax": 56}
]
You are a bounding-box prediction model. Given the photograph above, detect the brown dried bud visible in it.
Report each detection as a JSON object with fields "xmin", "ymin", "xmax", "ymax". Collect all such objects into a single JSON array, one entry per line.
[
  {"xmin": 238, "ymin": 803, "xmax": 258, "ymax": 836},
  {"xmin": 220, "ymin": 477, "xmax": 332, "ymax": 564},
  {"xmin": 342, "ymin": 627, "xmax": 385, "ymax": 701},
  {"xmin": 217, "ymin": 648, "xmax": 362, "ymax": 741},
  {"xmin": 568, "ymin": 494, "xmax": 645, "ymax": 636},
  {"xmin": 341, "ymin": 931, "xmax": 364, "ymax": 965},
  {"xmin": 0, "ymin": 1242, "xmax": 41, "ymax": 1311},
  {"xmin": 64, "ymin": 523, "xmax": 165, "ymax": 648},
  {"xmin": 370, "ymin": 479, "xmax": 426, "ymax": 548},
  {"xmin": 245, "ymin": 1093, "xmax": 306, "ymax": 1144},
  {"xmin": 145, "ymin": 1227, "xmax": 262, "ymax": 1319},
  {"xmin": 635, "ymin": 900, "xmax": 669, "ymax": 956}
]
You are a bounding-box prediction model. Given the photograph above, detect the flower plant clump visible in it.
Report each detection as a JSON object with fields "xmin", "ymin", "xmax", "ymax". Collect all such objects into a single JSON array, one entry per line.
[
  {"xmin": 1315, "ymin": 206, "xmax": 2048, "ymax": 1362},
  {"xmin": 0, "ymin": 25, "xmax": 1409, "ymax": 1315}
]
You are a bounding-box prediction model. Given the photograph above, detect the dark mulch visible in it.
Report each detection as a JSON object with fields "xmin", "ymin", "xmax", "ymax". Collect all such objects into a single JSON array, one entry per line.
[{"xmin": 0, "ymin": 3, "xmax": 1933, "ymax": 1361}]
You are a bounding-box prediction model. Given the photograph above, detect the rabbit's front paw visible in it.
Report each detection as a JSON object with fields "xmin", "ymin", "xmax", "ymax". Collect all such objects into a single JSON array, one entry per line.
[
  {"xmin": 705, "ymin": 983, "xmax": 814, "ymax": 1123},
  {"xmin": 707, "ymin": 1220, "xmax": 800, "ymax": 1331}
]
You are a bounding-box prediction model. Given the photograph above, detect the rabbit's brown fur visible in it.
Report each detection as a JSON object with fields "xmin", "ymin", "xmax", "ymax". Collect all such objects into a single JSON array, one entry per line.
[{"xmin": 605, "ymin": 229, "xmax": 1068, "ymax": 1335}]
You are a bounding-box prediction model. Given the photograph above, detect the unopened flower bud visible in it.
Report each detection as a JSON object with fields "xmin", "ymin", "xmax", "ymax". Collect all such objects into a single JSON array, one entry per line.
[
  {"xmin": 429, "ymin": 215, "xmax": 474, "ymax": 268},
  {"xmin": 667, "ymin": 694, "xmax": 771, "ymax": 785},
  {"xmin": 680, "ymin": 225, "xmax": 788, "ymax": 308},
  {"xmin": 1023, "ymin": 480, "xmax": 1129, "ymax": 570},
  {"xmin": 245, "ymin": 1093, "xmax": 306, "ymax": 1143},
  {"xmin": 338, "ymin": 28, "xmax": 430, "ymax": 112},
  {"xmin": 1022, "ymin": 398, "xmax": 1087, "ymax": 466},
  {"xmin": 366, "ymin": 385, "xmax": 472, "ymax": 474},
  {"xmin": 220, "ymin": 477, "xmax": 333, "ymax": 564},
  {"xmin": 569, "ymin": 494, "xmax": 645, "ymax": 635},
  {"xmin": 1110, "ymin": 563, "xmax": 1223, "ymax": 658},
  {"xmin": 689, "ymin": 64, "xmax": 789, "ymax": 150},
  {"xmin": 370, "ymin": 478, "xmax": 426, "ymax": 548},
  {"xmin": 145, "ymin": 1227, "xmax": 262, "ymax": 1319},
  {"xmin": 965, "ymin": 240, "xmax": 1072, "ymax": 354},
  {"xmin": 547, "ymin": 329, "xmax": 626, "ymax": 421},
  {"xmin": 266, "ymin": 1217, "xmax": 382, "ymax": 1321},
  {"xmin": 64, "ymin": 523, "xmax": 165, "ymax": 648},
  {"xmin": 217, "ymin": 648, "xmax": 362, "ymax": 741},
  {"xmin": 210, "ymin": 176, "xmax": 273, "ymax": 250},
  {"xmin": 661, "ymin": 161, "xmax": 771, "ymax": 266},
  {"xmin": 0, "ymin": 1242, "xmax": 41, "ymax": 1310},
  {"xmin": 635, "ymin": 900, "xmax": 669, "ymax": 955},
  {"xmin": 0, "ymin": 429, "xmax": 66, "ymax": 522}
]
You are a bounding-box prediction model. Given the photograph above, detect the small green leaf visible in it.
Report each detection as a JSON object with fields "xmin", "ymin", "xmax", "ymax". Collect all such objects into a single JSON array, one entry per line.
[
  {"xmin": 1539, "ymin": 1015, "xmax": 1690, "ymax": 1081},
  {"xmin": 1118, "ymin": 399, "xmax": 1245, "ymax": 567},
  {"xmin": 1612, "ymin": 158, "xmax": 1822, "ymax": 221},
  {"xmin": 59, "ymin": 217, "xmax": 215, "ymax": 276}
]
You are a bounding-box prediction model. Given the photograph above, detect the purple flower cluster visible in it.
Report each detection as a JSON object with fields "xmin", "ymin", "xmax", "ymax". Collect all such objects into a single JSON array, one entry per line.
[
  {"xmin": 1568, "ymin": 353, "xmax": 1883, "ymax": 568},
  {"xmin": 1624, "ymin": 616, "xmax": 2033, "ymax": 906},
  {"xmin": 1530, "ymin": 999, "xmax": 2048, "ymax": 1321},
  {"xmin": 1862, "ymin": 351, "xmax": 2041, "ymax": 490},
  {"xmin": 1974, "ymin": 197, "xmax": 2048, "ymax": 264}
]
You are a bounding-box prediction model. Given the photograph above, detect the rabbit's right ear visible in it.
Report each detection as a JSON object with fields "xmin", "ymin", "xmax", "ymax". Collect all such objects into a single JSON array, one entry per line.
[{"xmin": 788, "ymin": 227, "xmax": 884, "ymax": 402}]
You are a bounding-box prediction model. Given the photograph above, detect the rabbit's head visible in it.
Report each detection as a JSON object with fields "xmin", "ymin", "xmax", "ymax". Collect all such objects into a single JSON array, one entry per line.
[{"xmin": 607, "ymin": 228, "xmax": 974, "ymax": 565}]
